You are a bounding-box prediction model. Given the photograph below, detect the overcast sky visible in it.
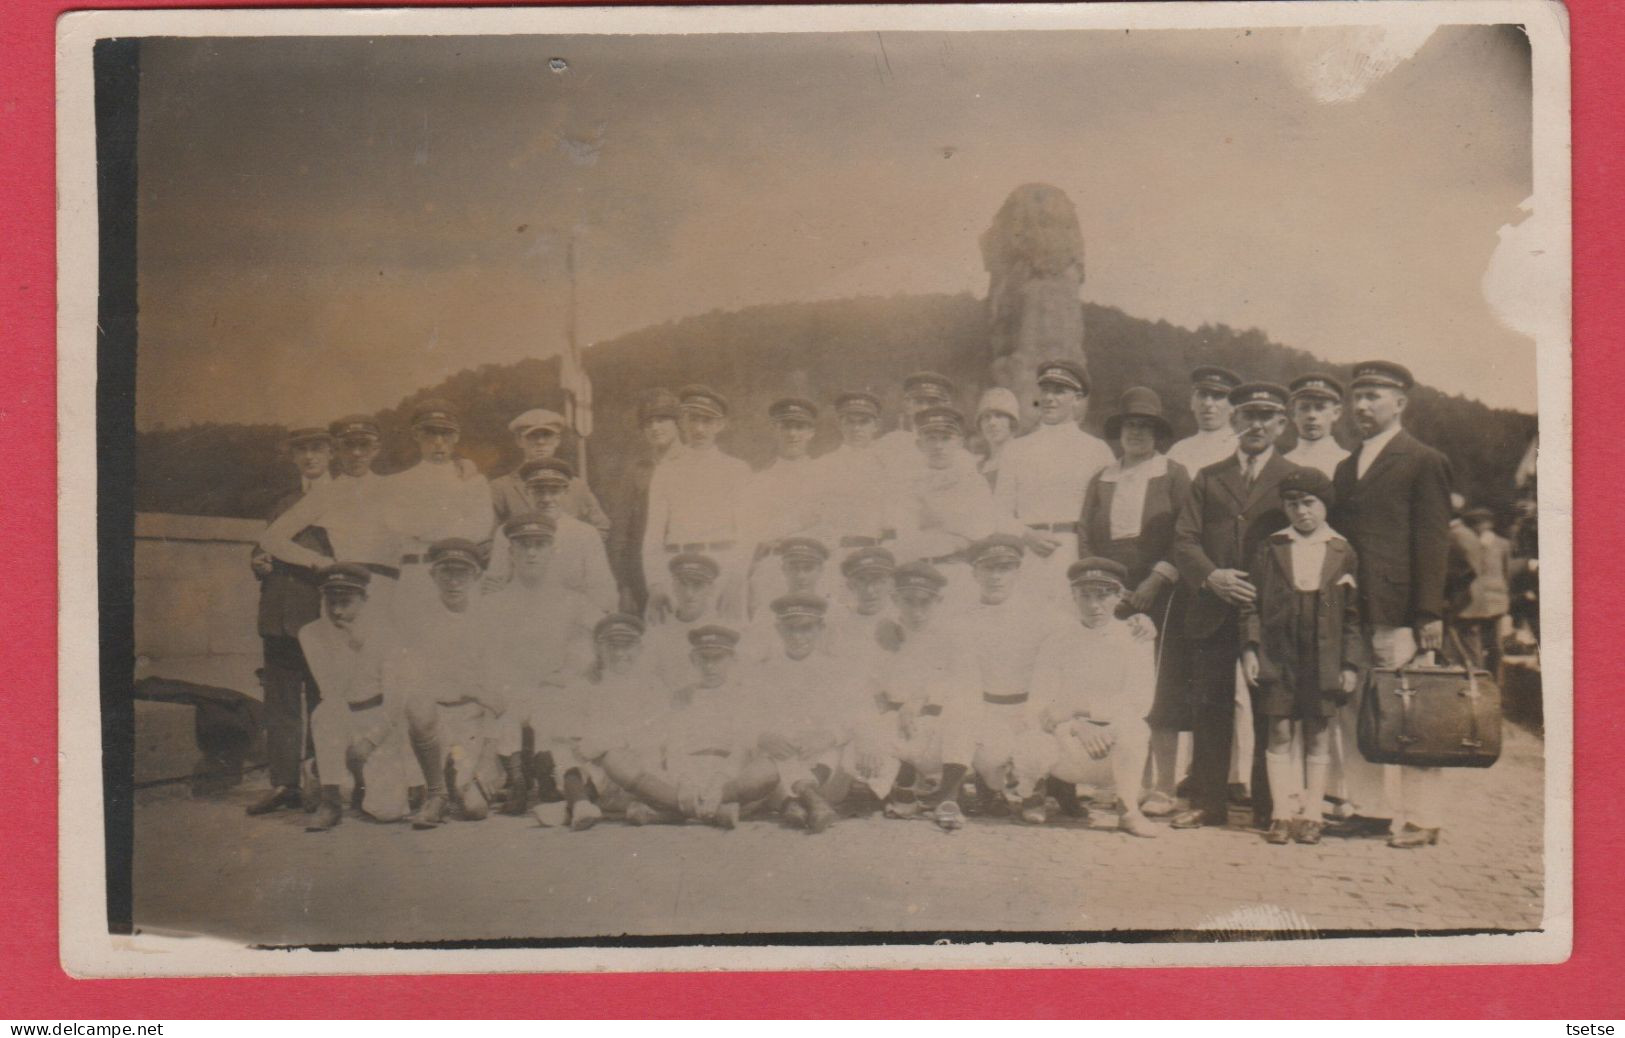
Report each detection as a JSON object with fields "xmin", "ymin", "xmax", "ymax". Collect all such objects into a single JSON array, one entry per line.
[{"xmin": 135, "ymin": 24, "xmax": 1534, "ymax": 429}]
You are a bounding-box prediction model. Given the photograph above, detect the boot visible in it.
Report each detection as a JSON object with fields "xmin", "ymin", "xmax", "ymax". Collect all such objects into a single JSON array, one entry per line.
[
  {"xmin": 1019, "ymin": 794, "xmax": 1048, "ymax": 826},
  {"xmin": 499, "ymin": 754, "xmax": 531, "ymax": 816},
  {"xmin": 1046, "ymin": 777, "xmax": 1086, "ymax": 819},
  {"xmin": 411, "ymin": 793, "xmax": 449, "ymax": 830},
  {"xmin": 305, "ymin": 785, "xmax": 343, "ymax": 831},
  {"xmin": 793, "ymin": 781, "xmax": 837, "ymax": 834},
  {"xmin": 246, "ymin": 785, "xmax": 301, "ymax": 816}
]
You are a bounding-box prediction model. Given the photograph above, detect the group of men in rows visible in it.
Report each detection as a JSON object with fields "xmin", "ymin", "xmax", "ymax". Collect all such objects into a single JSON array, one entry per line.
[{"xmin": 247, "ymin": 354, "xmax": 1462, "ymax": 848}]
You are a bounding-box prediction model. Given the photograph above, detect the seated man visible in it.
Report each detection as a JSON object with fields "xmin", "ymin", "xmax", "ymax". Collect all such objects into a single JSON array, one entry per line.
[
  {"xmin": 642, "ymin": 552, "xmax": 727, "ymax": 690},
  {"xmin": 848, "ymin": 561, "xmax": 977, "ymax": 831},
  {"xmin": 826, "ymin": 546, "xmax": 904, "ymax": 660},
  {"xmin": 741, "ymin": 536, "xmax": 832, "ymax": 660},
  {"xmin": 1031, "ymin": 558, "xmax": 1160, "ymax": 838},
  {"xmin": 595, "ymin": 624, "xmax": 781, "ymax": 829},
  {"xmin": 300, "ymin": 563, "xmax": 413, "ymax": 831}
]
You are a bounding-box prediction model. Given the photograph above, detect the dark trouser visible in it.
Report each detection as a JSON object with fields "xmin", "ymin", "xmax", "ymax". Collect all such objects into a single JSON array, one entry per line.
[
  {"xmin": 1186, "ymin": 617, "xmax": 1262, "ymax": 821},
  {"xmin": 1453, "ymin": 617, "xmax": 1504, "ymax": 676},
  {"xmin": 261, "ymin": 634, "xmax": 318, "ymax": 789}
]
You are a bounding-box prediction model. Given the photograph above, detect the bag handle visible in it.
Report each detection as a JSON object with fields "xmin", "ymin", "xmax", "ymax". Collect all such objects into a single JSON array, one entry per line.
[{"xmin": 1389, "ymin": 630, "xmax": 1484, "ymax": 752}]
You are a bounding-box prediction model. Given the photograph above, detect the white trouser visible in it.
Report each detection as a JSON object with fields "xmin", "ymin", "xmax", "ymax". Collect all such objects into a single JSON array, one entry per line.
[
  {"xmin": 1048, "ymin": 716, "xmax": 1153, "ymax": 812},
  {"xmin": 949, "ymin": 700, "xmax": 1052, "ymax": 799},
  {"xmin": 1338, "ymin": 624, "xmax": 1444, "ymax": 829},
  {"xmin": 1230, "ymin": 662, "xmax": 1253, "ymax": 788},
  {"xmin": 310, "ymin": 697, "xmax": 411, "ymax": 822},
  {"xmin": 845, "ymin": 709, "xmax": 945, "ymax": 799}
]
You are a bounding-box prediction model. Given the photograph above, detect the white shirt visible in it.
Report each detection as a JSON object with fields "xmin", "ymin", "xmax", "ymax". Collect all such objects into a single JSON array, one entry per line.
[
  {"xmin": 1355, "ymin": 422, "xmax": 1404, "ymax": 479},
  {"xmin": 1285, "ymin": 523, "xmax": 1343, "ymax": 592},
  {"xmin": 481, "ymin": 580, "xmax": 600, "ymax": 698},
  {"xmin": 301, "ymin": 472, "xmax": 329, "ymax": 495},
  {"xmin": 642, "ymin": 446, "xmax": 753, "ymax": 588},
  {"xmin": 261, "ymin": 470, "xmax": 398, "ymax": 568},
  {"xmin": 1285, "ymin": 436, "xmax": 1351, "ymax": 478},
  {"xmin": 994, "ymin": 421, "xmax": 1114, "ymax": 525},
  {"xmin": 1098, "ymin": 453, "xmax": 1169, "ymax": 541},
  {"xmin": 384, "ymin": 460, "xmax": 494, "ymax": 558},
  {"xmin": 747, "ymin": 648, "xmax": 868, "ymax": 749},
  {"xmin": 877, "ymin": 621, "xmax": 977, "ymax": 714},
  {"xmin": 541, "ymin": 513, "xmax": 619, "ymax": 613},
  {"xmin": 812, "ymin": 442, "xmax": 904, "ymax": 543},
  {"xmin": 951, "ymin": 597, "xmax": 1070, "ymax": 700},
  {"xmin": 298, "ymin": 613, "xmax": 389, "ymax": 707},
  {"xmin": 738, "ymin": 454, "xmax": 823, "ymax": 550},
  {"xmin": 877, "ymin": 429, "xmax": 981, "ymax": 483},
  {"xmin": 1031, "ymin": 618, "xmax": 1155, "ymax": 728},
  {"xmin": 1167, "ymin": 427, "xmax": 1239, "ymax": 475},
  {"xmin": 897, "ymin": 461, "xmax": 999, "ymax": 562}
]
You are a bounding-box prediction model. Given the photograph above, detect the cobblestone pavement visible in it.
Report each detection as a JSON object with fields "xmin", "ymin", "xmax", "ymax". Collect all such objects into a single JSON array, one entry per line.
[{"xmin": 132, "ymin": 724, "xmax": 1547, "ymax": 946}]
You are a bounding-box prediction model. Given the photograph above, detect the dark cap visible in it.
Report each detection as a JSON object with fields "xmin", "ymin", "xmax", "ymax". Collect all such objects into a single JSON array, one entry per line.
[
  {"xmin": 893, "ymin": 561, "xmax": 948, "ymax": 596},
  {"xmin": 329, "ymin": 414, "xmax": 381, "ymax": 441},
  {"xmin": 1289, "ymin": 374, "xmax": 1345, "ymax": 403},
  {"xmin": 285, "ymin": 426, "xmax": 332, "ymax": 448},
  {"xmin": 969, "ymin": 533, "xmax": 1026, "ymax": 565},
  {"xmin": 1351, "ymin": 360, "xmax": 1414, "ymax": 392},
  {"xmin": 1036, "ymin": 359, "xmax": 1090, "ymax": 396},
  {"xmin": 902, "ymin": 371, "xmax": 956, "ymax": 400},
  {"xmin": 1228, "ymin": 382, "xmax": 1290, "ymax": 412},
  {"xmin": 770, "ymin": 591, "xmax": 829, "ymax": 621},
  {"xmin": 841, "ymin": 546, "xmax": 897, "ymax": 578},
  {"xmin": 1068, "ymin": 557, "xmax": 1129, "ymax": 590},
  {"xmin": 777, "ymin": 536, "xmax": 830, "ymax": 564},
  {"xmin": 913, "ymin": 405, "xmax": 966, "ymax": 436},
  {"xmin": 1104, "ymin": 386, "xmax": 1172, "ymax": 442},
  {"xmin": 637, "ymin": 388, "xmax": 682, "ymax": 424},
  {"xmin": 687, "ymin": 624, "xmax": 741, "ymax": 655},
  {"xmin": 317, "ymin": 563, "xmax": 372, "ymax": 594},
  {"xmin": 678, "ymin": 384, "xmax": 729, "ymax": 419},
  {"xmin": 834, "ymin": 391, "xmax": 882, "ymax": 419},
  {"xmin": 1278, "ymin": 467, "xmax": 1335, "ymax": 508},
  {"xmin": 501, "ymin": 512, "xmax": 557, "ymax": 543},
  {"xmin": 769, "ymin": 397, "xmax": 819, "ymax": 425},
  {"xmin": 411, "ymin": 398, "xmax": 460, "ymax": 432},
  {"xmin": 593, "ymin": 612, "xmax": 646, "ymax": 644},
  {"xmin": 669, "ymin": 552, "xmax": 721, "ymax": 583},
  {"xmin": 1190, "ymin": 366, "xmax": 1243, "ymax": 394},
  {"xmin": 427, "ymin": 538, "xmax": 485, "ymax": 571},
  {"xmin": 519, "ymin": 457, "xmax": 576, "ymax": 487}
]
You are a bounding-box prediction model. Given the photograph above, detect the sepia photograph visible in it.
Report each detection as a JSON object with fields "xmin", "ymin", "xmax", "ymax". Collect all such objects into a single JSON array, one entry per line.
[{"xmin": 55, "ymin": 1, "xmax": 1572, "ymax": 975}]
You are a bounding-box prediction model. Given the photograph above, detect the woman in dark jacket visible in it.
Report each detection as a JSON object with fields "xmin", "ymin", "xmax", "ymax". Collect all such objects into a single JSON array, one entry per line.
[{"xmin": 1077, "ymin": 386, "xmax": 1192, "ymax": 816}]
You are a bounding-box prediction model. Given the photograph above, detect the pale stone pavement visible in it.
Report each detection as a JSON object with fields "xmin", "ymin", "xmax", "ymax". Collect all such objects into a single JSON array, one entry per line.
[{"xmin": 131, "ymin": 724, "xmax": 1547, "ymax": 946}]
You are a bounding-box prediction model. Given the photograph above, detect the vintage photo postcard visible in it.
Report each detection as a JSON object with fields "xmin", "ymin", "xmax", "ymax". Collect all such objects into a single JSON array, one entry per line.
[{"xmin": 56, "ymin": 1, "xmax": 1573, "ymax": 977}]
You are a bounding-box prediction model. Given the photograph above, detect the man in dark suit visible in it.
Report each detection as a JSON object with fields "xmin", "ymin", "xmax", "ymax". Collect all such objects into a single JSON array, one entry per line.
[
  {"xmin": 1170, "ymin": 383, "xmax": 1304, "ymax": 829},
  {"xmin": 1330, "ymin": 360, "xmax": 1455, "ymax": 849},
  {"xmin": 246, "ymin": 426, "xmax": 334, "ymax": 817}
]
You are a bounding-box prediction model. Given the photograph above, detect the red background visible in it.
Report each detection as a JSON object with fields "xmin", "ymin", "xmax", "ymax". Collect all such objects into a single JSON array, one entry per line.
[{"xmin": 2, "ymin": 0, "xmax": 1619, "ymax": 1018}]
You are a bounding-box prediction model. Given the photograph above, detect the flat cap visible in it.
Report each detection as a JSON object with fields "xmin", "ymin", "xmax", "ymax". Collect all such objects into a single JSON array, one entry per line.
[
  {"xmin": 427, "ymin": 537, "xmax": 485, "ymax": 571},
  {"xmin": 329, "ymin": 414, "xmax": 381, "ymax": 441},
  {"xmin": 678, "ymin": 384, "xmax": 729, "ymax": 419},
  {"xmin": 969, "ymin": 532, "xmax": 1026, "ymax": 565},
  {"xmin": 913, "ymin": 405, "xmax": 966, "ymax": 436},
  {"xmin": 1036, "ymin": 359, "xmax": 1090, "ymax": 395},
  {"xmin": 637, "ymin": 388, "xmax": 681, "ymax": 424},
  {"xmin": 317, "ymin": 562, "xmax": 372, "ymax": 593},
  {"xmin": 769, "ymin": 397, "xmax": 819, "ymax": 425},
  {"xmin": 1278, "ymin": 466, "xmax": 1335, "ymax": 507},
  {"xmin": 1350, "ymin": 360, "xmax": 1414, "ymax": 392},
  {"xmin": 285, "ymin": 426, "xmax": 332, "ymax": 447},
  {"xmin": 1228, "ymin": 382, "xmax": 1290, "ymax": 412},
  {"xmin": 1289, "ymin": 374, "xmax": 1345, "ymax": 403},
  {"xmin": 1068, "ymin": 557, "xmax": 1129, "ymax": 590},
  {"xmin": 902, "ymin": 371, "xmax": 956, "ymax": 399},
  {"xmin": 1190, "ymin": 366, "xmax": 1243, "ymax": 394},
  {"xmin": 834, "ymin": 391, "xmax": 883, "ymax": 419},
  {"xmin": 593, "ymin": 612, "xmax": 646, "ymax": 643},
  {"xmin": 411, "ymin": 398, "xmax": 461, "ymax": 432},
  {"xmin": 519, "ymin": 457, "xmax": 576, "ymax": 486},
  {"xmin": 777, "ymin": 536, "xmax": 830, "ymax": 564},
  {"xmin": 687, "ymin": 624, "xmax": 742, "ymax": 654},
  {"xmin": 841, "ymin": 546, "xmax": 897, "ymax": 578},
  {"xmin": 669, "ymin": 552, "xmax": 722, "ymax": 582},
  {"xmin": 501, "ymin": 511, "xmax": 558, "ymax": 542},
  {"xmin": 892, "ymin": 561, "xmax": 948, "ymax": 595},
  {"xmin": 770, "ymin": 591, "xmax": 829, "ymax": 621},
  {"xmin": 508, "ymin": 408, "xmax": 566, "ymax": 436}
]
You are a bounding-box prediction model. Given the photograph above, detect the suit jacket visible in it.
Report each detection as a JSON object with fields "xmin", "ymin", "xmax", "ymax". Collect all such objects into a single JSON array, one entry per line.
[
  {"xmin": 1173, "ymin": 451, "xmax": 1302, "ymax": 640},
  {"xmin": 1330, "ymin": 428, "xmax": 1454, "ymax": 628},
  {"xmin": 1241, "ymin": 530, "xmax": 1366, "ymax": 696},
  {"xmin": 1459, "ymin": 531, "xmax": 1512, "ymax": 619},
  {"xmin": 255, "ymin": 486, "xmax": 332, "ymax": 640},
  {"xmin": 1076, "ymin": 456, "xmax": 1192, "ymax": 587}
]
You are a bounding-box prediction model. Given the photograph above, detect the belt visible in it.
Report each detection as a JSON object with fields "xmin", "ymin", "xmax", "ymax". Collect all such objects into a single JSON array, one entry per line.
[
  {"xmin": 348, "ymin": 693, "xmax": 384, "ymax": 712},
  {"xmin": 879, "ymin": 699, "xmax": 942, "ymax": 717},
  {"xmin": 838, "ymin": 531, "xmax": 898, "ymax": 548},
  {"xmin": 363, "ymin": 563, "xmax": 402, "ymax": 580},
  {"xmin": 1026, "ymin": 521, "xmax": 1078, "ymax": 534},
  {"xmin": 665, "ymin": 540, "xmax": 737, "ymax": 553},
  {"xmin": 982, "ymin": 692, "xmax": 1029, "ymax": 706}
]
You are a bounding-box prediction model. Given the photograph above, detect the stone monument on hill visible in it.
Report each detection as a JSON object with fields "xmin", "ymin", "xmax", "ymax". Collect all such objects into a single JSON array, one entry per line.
[{"xmin": 979, "ymin": 183, "xmax": 1088, "ymax": 428}]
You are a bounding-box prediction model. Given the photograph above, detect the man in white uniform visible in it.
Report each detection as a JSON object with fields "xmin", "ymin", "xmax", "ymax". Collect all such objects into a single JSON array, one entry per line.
[
  {"xmin": 301, "ymin": 564, "xmax": 413, "ymax": 831},
  {"xmin": 1283, "ymin": 374, "xmax": 1352, "ymax": 478},
  {"xmin": 993, "ymin": 359, "xmax": 1115, "ymax": 611},
  {"xmin": 878, "ymin": 372, "xmax": 975, "ymax": 480},
  {"xmin": 515, "ymin": 458, "xmax": 619, "ymax": 613},
  {"xmin": 642, "ymin": 385, "xmax": 753, "ymax": 623},
  {"xmin": 813, "ymin": 391, "xmax": 903, "ymax": 553},
  {"xmin": 895, "ymin": 405, "xmax": 999, "ymax": 609},
  {"xmin": 740, "ymin": 397, "xmax": 825, "ymax": 615},
  {"xmin": 642, "ymin": 552, "xmax": 728, "ymax": 691},
  {"xmin": 825, "ymin": 546, "xmax": 902, "ymax": 661},
  {"xmin": 1031, "ymin": 558, "xmax": 1160, "ymax": 838},
  {"xmin": 384, "ymin": 400, "xmax": 494, "ymax": 618},
  {"xmin": 1167, "ymin": 366, "xmax": 1243, "ymax": 475}
]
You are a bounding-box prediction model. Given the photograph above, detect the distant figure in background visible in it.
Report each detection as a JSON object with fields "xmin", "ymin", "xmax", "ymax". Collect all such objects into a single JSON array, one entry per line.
[
  {"xmin": 1455, "ymin": 506, "xmax": 1512, "ymax": 675},
  {"xmin": 1282, "ymin": 375, "xmax": 1351, "ymax": 478},
  {"xmin": 609, "ymin": 388, "xmax": 685, "ymax": 616},
  {"xmin": 1167, "ymin": 366, "xmax": 1241, "ymax": 475},
  {"xmin": 974, "ymin": 387, "xmax": 1021, "ymax": 490},
  {"xmin": 247, "ymin": 426, "xmax": 334, "ymax": 817},
  {"xmin": 490, "ymin": 408, "xmax": 611, "ymax": 537}
]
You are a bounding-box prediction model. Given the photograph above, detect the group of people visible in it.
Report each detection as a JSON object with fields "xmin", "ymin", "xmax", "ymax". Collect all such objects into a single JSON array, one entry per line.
[{"xmin": 244, "ymin": 354, "xmax": 1502, "ymax": 850}]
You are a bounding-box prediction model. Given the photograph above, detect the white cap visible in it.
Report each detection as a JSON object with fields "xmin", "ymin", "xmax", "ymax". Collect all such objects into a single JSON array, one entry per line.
[
  {"xmin": 975, "ymin": 387, "xmax": 1021, "ymax": 422},
  {"xmin": 508, "ymin": 408, "xmax": 567, "ymax": 436}
]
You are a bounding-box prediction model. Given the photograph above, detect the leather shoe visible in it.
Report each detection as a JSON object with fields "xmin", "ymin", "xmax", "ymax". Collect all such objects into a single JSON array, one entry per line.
[
  {"xmin": 1264, "ymin": 819, "xmax": 1293, "ymax": 845},
  {"xmin": 410, "ymin": 793, "xmax": 449, "ymax": 830},
  {"xmin": 933, "ymin": 801, "xmax": 966, "ymax": 831},
  {"xmin": 569, "ymin": 800, "xmax": 604, "ymax": 831},
  {"xmin": 246, "ymin": 786, "xmax": 301, "ymax": 816},
  {"xmin": 1294, "ymin": 819, "xmax": 1324, "ymax": 844},
  {"xmin": 1170, "ymin": 808, "xmax": 1222, "ymax": 829},
  {"xmin": 1387, "ymin": 823, "xmax": 1441, "ymax": 849}
]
